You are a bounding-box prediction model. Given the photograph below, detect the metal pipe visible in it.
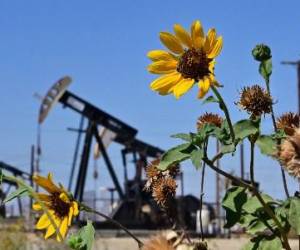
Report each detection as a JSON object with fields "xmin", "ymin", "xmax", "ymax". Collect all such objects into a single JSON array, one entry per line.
[{"xmin": 68, "ymin": 115, "xmax": 85, "ymax": 191}]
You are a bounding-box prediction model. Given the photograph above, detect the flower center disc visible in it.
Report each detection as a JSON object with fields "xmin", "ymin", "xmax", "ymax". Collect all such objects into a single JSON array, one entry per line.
[
  {"xmin": 51, "ymin": 193, "xmax": 70, "ymax": 218},
  {"xmin": 177, "ymin": 48, "xmax": 212, "ymax": 81}
]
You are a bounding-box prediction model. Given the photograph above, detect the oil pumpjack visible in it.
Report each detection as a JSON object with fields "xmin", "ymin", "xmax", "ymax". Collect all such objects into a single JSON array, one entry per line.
[{"xmin": 38, "ymin": 76, "xmax": 209, "ymax": 230}]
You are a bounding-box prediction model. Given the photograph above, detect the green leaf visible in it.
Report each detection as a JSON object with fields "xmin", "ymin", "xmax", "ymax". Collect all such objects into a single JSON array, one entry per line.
[
  {"xmin": 216, "ymin": 120, "xmax": 231, "ymax": 144},
  {"xmin": 202, "ymin": 95, "xmax": 219, "ymax": 105},
  {"xmin": 239, "ymin": 213, "xmax": 257, "ymax": 228},
  {"xmin": 224, "ymin": 208, "xmax": 241, "ymax": 228},
  {"xmin": 273, "ymin": 129, "xmax": 286, "ymax": 140},
  {"xmin": 246, "ymin": 218, "xmax": 273, "ymax": 235},
  {"xmin": 259, "ymin": 59, "xmax": 272, "ymax": 82},
  {"xmin": 288, "ymin": 198, "xmax": 300, "ymax": 234},
  {"xmin": 259, "ymin": 236, "xmax": 281, "ymax": 250},
  {"xmin": 233, "ymin": 119, "xmax": 259, "ymax": 141},
  {"xmin": 256, "ymin": 135, "xmax": 277, "ymax": 156},
  {"xmin": 190, "ymin": 149, "xmax": 204, "ymax": 169},
  {"xmin": 243, "ymin": 235, "xmax": 281, "ymax": 250},
  {"xmin": 242, "ymin": 194, "xmax": 275, "ymax": 214},
  {"xmin": 221, "ymin": 143, "xmax": 236, "ymax": 154},
  {"xmin": 158, "ymin": 143, "xmax": 195, "ymax": 170},
  {"xmin": 242, "ymin": 240, "xmax": 257, "ymax": 250},
  {"xmin": 171, "ymin": 133, "xmax": 193, "ymax": 142},
  {"xmin": 68, "ymin": 221, "xmax": 95, "ymax": 250},
  {"xmin": 3, "ymin": 186, "xmax": 28, "ymax": 203},
  {"xmin": 222, "ymin": 186, "xmax": 247, "ymax": 213}
]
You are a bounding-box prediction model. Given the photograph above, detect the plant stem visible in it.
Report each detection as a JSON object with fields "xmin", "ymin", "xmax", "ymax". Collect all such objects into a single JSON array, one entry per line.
[
  {"xmin": 81, "ymin": 205, "xmax": 143, "ymax": 248},
  {"xmin": 211, "ymin": 85, "xmax": 235, "ymax": 143},
  {"xmin": 203, "ymin": 158, "xmax": 252, "ymax": 190},
  {"xmin": 249, "ymin": 141, "xmax": 255, "ymax": 187},
  {"xmin": 265, "ymin": 78, "xmax": 290, "ymax": 199},
  {"xmin": 252, "ymin": 189, "xmax": 290, "ymax": 250}
]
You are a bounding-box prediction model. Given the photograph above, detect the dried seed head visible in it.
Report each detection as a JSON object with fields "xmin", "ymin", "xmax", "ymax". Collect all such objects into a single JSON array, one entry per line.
[
  {"xmin": 145, "ymin": 159, "xmax": 179, "ymax": 181},
  {"xmin": 197, "ymin": 112, "xmax": 223, "ymax": 130},
  {"xmin": 152, "ymin": 177, "xmax": 177, "ymax": 207},
  {"xmin": 276, "ymin": 112, "xmax": 300, "ymax": 136},
  {"xmin": 278, "ymin": 128, "xmax": 300, "ymax": 178},
  {"xmin": 142, "ymin": 235, "xmax": 175, "ymax": 250},
  {"xmin": 237, "ymin": 85, "xmax": 273, "ymax": 117},
  {"xmin": 145, "ymin": 159, "xmax": 161, "ymax": 179}
]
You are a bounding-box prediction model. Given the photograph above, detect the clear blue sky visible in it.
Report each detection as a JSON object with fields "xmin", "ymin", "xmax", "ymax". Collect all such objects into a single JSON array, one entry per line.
[{"xmin": 1, "ymin": 0, "xmax": 300, "ymax": 202}]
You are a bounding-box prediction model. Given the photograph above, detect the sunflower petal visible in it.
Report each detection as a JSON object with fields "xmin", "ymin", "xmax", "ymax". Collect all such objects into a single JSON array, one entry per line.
[
  {"xmin": 36, "ymin": 213, "xmax": 51, "ymax": 229},
  {"xmin": 159, "ymin": 32, "xmax": 184, "ymax": 54},
  {"xmin": 148, "ymin": 61, "xmax": 177, "ymax": 74},
  {"xmin": 32, "ymin": 202, "xmax": 42, "ymax": 211},
  {"xmin": 197, "ymin": 77, "xmax": 211, "ymax": 98},
  {"xmin": 45, "ymin": 216, "xmax": 61, "ymax": 239},
  {"xmin": 68, "ymin": 207, "xmax": 74, "ymax": 226},
  {"xmin": 59, "ymin": 192, "xmax": 70, "ymax": 203},
  {"xmin": 173, "ymin": 78, "xmax": 195, "ymax": 99},
  {"xmin": 150, "ymin": 72, "xmax": 181, "ymax": 90},
  {"xmin": 207, "ymin": 36, "xmax": 223, "ymax": 58},
  {"xmin": 45, "ymin": 224, "xmax": 56, "ymax": 239},
  {"xmin": 191, "ymin": 20, "xmax": 205, "ymax": 48},
  {"xmin": 157, "ymin": 75, "xmax": 182, "ymax": 95},
  {"xmin": 208, "ymin": 60, "xmax": 216, "ymax": 73},
  {"xmin": 174, "ymin": 24, "xmax": 193, "ymax": 48},
  {"xmin": 73, "ymin": 201, "xmax": 79, "ymax": 216},
  {"xmin": 147, "ymin": 50, "xmax": 177, "ymax": 62},
  {"xmin": 57, "ymin": 217, "xmax": 69, "ymax": 241},
  {"xmin": 37, "ymin": 193, "xmax": 51, "ymax": 201},
  {"xmin": 204, "ymin": 29, "xmax": 217, "ymax": 53},
  {"xmin": 33, "ymin": 173, "xmax": 61, "ymax": 193}
]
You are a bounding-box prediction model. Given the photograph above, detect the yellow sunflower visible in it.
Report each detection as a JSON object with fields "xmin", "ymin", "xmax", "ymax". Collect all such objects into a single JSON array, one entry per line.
[
  {"xmin": 32, "ymin": 173, "xmax": 79, "ymax": 241},
  {"xmin": 147, "ymin": 20, "xmax": 223, "ymax": 99}
]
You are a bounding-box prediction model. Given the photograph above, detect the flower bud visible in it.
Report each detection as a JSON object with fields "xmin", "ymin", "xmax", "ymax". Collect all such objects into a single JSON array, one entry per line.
[{"xmin": 252, "ymin": 44, "xmax": 272, "ymax": 62}]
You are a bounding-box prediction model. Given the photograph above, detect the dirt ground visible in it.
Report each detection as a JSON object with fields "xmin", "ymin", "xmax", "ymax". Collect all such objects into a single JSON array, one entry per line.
[
  {"xmin": 93, "ymin": 237, "xmax": 299, "ymax": 250},
  {"xmin": 0, "ymin": 227, "xmax": 299, "ymax": 249}
]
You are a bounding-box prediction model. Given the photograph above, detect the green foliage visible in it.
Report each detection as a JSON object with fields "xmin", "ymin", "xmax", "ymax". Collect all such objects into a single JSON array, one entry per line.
[
  {"xmin": 243, "ymin": 235, "xmax": 281, "ymax": 250},
  {"xmin": 256, "ymin": 135, "xmax": 277, "ymax": 156},
  {"xmin": 233, "ymin": 119, "xmax": 260, "ymax": 141},
  {"xmin": 220, "ymin": 143, "xmax": 236, "ymax": 154},
  {"xmin": 222, "ymin": 187, "xmax": 287, "ymax": 238},
  {"xmin": 287, "ymin": 197, "xmax": 300, "ymax": 234},
  {"xmin": 68, "ymin": 221, "xmax": 95, "ymax": 250},
  {"xmin": 242, "ymin": 194, "xmax": 275, "ymax": 214},
  {"xmin": 222, "ymin": 186, "xmax": 247, "ymax": 213},
  {"xmin": 246, "ymin": 218, "xmax": 273, "ymax": 235},
  {"xmin": 202, "ymin": 95, "xmax": 219, "ymax": 105},
  {"xmin": 190, "ymin": 148, "xmax": 204, "ymax": 169},
  {"xmin": 4, "ymin": 186, "xmax": 28, "ymax": 203},
  {"xmin": 158, "ymin": 143, "xmax": 196, "ymax": 170},
  {"xmin": 170, "ymin": 133, "xmax": 193, "ymax": 142},
  {"xmin": 259, "ymin": 59, "xmax": 272, "ymax": 82},
  {"xmin": 222, "ymin": 187, "xmax": 247, "ymax": 227}
]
